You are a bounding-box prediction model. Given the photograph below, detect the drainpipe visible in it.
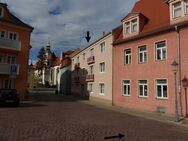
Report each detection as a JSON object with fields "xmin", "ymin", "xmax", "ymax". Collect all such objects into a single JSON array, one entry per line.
[{"xmin": 175, "ymin": 25, "xmax": 183, "ymax": 117}]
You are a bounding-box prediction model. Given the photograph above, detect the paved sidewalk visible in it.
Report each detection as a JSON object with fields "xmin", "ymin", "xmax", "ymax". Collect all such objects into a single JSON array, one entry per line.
[{"xmin": 79, "ymin": 98, "xmax": 188, "ymax": 128}]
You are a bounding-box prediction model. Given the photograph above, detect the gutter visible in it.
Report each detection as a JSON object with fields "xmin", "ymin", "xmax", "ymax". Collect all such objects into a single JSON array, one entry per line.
[{"xmin": 175, "ymin": 25, "xmax": 183, "ymax": 116}]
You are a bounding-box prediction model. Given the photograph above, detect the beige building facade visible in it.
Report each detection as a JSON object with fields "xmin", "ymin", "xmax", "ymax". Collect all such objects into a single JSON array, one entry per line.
[{"xmin": 71, "ymin": 33, "xmax": 113, "ymax": 104}]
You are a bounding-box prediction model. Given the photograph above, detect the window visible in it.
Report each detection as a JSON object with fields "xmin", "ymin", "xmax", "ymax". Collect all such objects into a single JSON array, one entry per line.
[
  {"xmin": 0, "ymin": 30, "xmax": 5, "ymax": 38},
  {"xmin": 99, "ymin": 83, "xmax": 105, "ymax": 95},
  {"xmin": 82, "ymin": 53, "xmax": 85, "ymax": 61},
  {"xmin": 89, "ymin": 65, "xmax": 94, "ymax": 74},
  {"xmin": 0, "ymin": 54, "xmax": 3, "ymax": 63},
  {"xmin": 3, "ymin": 79, "xmax": 14, "ymax": 89},
  {"xmin": 124, "ymin": 49, "xmax": 131, "ymax": 65},
  {"xmin": 100, "ymin": 42, "xmax": 106, "ymax": 53},
  {"xmin": 138, "ymin": 80, "xmax": 148, "ymax": 97},
  {"xmin": 88, "ymin": 83, "xmax": 93, "ymax": 93},
  {"xmin": 9, "ymin": 32, "xmax": 17, "ymax": 40},
  {"xmin": 156, "ymin": 79, "xmax": 168, "ymax": 99},
  {"xmin": 156, "ymin": 41, "xmax": 167, "ymax": 61},
  {"xmin": 125, "ymin": 22, "xmax": 131, "ymax": 34},
  {"xmin": 172, "ymin": 1, "xmax": 182, "ymax": 18},
  {"xmin": 132, "ymin": 19, "xmax": 138, "ymax": 32},
  {"xmin": 7, "ymin": 56, "xmax": 16, "ymax": 64},
  {"xmin": 138, "ymin": 45, "xmax": 147, "ymax": 63},
  {"xmin": 122, "ymin": 80, "xmax": 131, "ymax": 96},
  {"xmin": 76, "ymin": 56, "xmax": 79, "ymax": 63},
  {"xmin": 99, "ymin": 62, "xmax": 105, "ymax": 73},
  {"xmin": 0, "ymin": 7, "xmax": 3, "ymax": 18},
  {"xmin": 90, "ymin": 48, "xmax": 94, "ymax": 56},
  {"xmin": 185, "ymin": 0, "xmax": 188, "ymax": 14}
]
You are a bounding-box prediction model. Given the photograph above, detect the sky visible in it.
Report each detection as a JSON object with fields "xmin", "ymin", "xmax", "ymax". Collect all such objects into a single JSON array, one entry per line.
[{"xmin": 1, "ymin": 0, "xmax": 136, "ymax": 63}]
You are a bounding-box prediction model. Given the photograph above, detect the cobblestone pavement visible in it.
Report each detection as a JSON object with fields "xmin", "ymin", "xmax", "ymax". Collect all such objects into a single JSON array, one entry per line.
[{"xmin": 0, "ymin": 95, "xmax": 188, "ymax": 141}]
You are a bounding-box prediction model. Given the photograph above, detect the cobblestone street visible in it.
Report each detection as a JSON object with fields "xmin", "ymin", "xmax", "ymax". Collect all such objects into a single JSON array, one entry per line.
[{"xmin": 0, "ymin": 94, "xmax": 188, "ymax": 141}]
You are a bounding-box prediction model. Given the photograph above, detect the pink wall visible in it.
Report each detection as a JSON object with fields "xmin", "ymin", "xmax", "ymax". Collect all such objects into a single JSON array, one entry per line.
[{"xmin": 113, "ymin": 28, "xmax": 188, "ymax": 115}]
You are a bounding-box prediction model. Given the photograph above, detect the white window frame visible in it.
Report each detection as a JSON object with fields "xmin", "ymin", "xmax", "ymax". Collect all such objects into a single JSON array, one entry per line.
[
  {"xmin": 185, "ymin": 0, "xmax": 188, "ymax": 14},
  {"xmin": 122, "ymin": 80, "xmax": 131, "ymax": 96},
  {"xmin": 88, "ymin": 83, "xmax": 93, "ymax": 94},
  {"xmin": 0, "ymin": 7, "xmax": 4, "ymax": 18},
  {"xmin": 156, "ymin": 79, "xmax": 168, "ymax": 99},
  {"xmin": 138, "ymin": 45, "xmax": 147, "ymax": 63},
  {"xmin": 3, "ymin": 79, "xmax": 15, "ymax": 89},
  {"xmin": 8, "ymin": 32, "xmax": 18, "ymax": 40},
  {"xmin": 138, "ymin": 80, "xmax": 148, "ymax": 98},
  {"xmin": 0, "ymin": 29, "xmax": 6, "ymax": 38},
  {"xmin": 90, "ymin": 48, "xmax": 94, "ymax": 57},
  {"xmin": 100, "ymin": 42, "xmax": 106, "ymax": 53},
  {"xmin": 132, "ymin": 18, "xmax": 138, "ymax": 33},
  {"xmin": 125, "ymin": 22, "xmax": 131, "ymax": 35},
  {"xmin": 82, "ymin": 53, "xmax": 85, "ymax": 61},
  {"xmin": 155, "ymin": 41, "xmax": 167, "ymax": 61},
  {"xmin": 124, "ymin": 48, "xmax": 131, "ymax": 65},
  {"xmin": 7, "ymin": 55, "xmax": 17, "ymax": 64},
  {"xmin": 89, "ymin": 65, "xmax": 94, "ymax": 74},
  {"xmin": 99, "ymin": 83, "xmax": 105, "ymax": 95},
  {"xmin": 99, "ymin": 62, "xmax": 105, "ymax": 73},
  {"xmin": 76, "ymin": 56, "xmax": 79, "ymax": 63},
  {"xmin": 172, "ymin": 1, "xmax": 183, "ymax": 18},
  {"xmin": 0, "ymin": 53, "xmax": 3, "ymax": 63}
]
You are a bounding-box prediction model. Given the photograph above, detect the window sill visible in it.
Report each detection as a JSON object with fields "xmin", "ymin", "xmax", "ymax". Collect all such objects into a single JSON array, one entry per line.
[
  {"xmin": 156, "ymin": 97, "xmax": 168, "ymax": 100},
  {"xmin": 99, "ymin": 93, "xmax": 105, "ymax": 96},
  {"xmin": 122, "ymin": 94, "xmax": 131, "ymax": 97},
  {"xmin": 138, "ymin": 96, "xmax": 148, "ymax": 98}
]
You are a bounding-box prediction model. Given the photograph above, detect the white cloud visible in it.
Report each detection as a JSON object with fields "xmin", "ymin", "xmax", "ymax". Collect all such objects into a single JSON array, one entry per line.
[{"xmin": 1, "ymin": 0, "xmax": 136, "ymax": 58}]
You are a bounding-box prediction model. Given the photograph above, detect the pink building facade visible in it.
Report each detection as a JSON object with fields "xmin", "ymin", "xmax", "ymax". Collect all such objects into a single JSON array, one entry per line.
[{"xmin": 113, "ymin": 0, "xmax": 188, "ymax": 116}]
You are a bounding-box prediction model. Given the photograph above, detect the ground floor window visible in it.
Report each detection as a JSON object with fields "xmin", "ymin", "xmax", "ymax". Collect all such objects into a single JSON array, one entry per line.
[
  {"xmin": 88, "ymin": 83, "xmax": 93, "ymax": 94},
  {"xmin": 156, "ymin": 79, "xmax": 168, "ymax": 99},
  {"xmin": 122, "ymin": 80, "xmax": 131, "ymax": 96},
  {"xmin": 138, "ymin": 80, "xmax": 148, "ymax": 97},
  {"xmin": 99, "ymin": 83, "xmax": 105, "ymax": 95}
]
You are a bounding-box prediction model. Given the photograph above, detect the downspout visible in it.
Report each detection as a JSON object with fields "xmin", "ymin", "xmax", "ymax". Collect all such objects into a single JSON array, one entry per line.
[{"xmin": 175, "ymin": 25, "xmax": 183, "ymax": 116}]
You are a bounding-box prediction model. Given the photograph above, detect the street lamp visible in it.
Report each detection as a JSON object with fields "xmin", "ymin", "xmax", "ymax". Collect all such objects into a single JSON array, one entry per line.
[
  {"xmin": 171, "ymin": 60, "xmax": 179, "ymax": 122},
  {"xmin": 182, "ymin": 77, "xmax": 188, "ymax": 117}
]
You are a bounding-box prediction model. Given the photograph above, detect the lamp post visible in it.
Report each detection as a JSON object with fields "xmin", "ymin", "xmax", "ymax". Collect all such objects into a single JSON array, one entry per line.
[
  {"xmin": 171, "ymin": 60, "xmax": 179, "ymax": 122},
  {"xmin": 182, "ymin": 77, "xmax": 188, "ymax": 117}
]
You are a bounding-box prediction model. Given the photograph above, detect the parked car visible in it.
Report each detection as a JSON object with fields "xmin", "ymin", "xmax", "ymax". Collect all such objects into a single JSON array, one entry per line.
[{"xmin": 0, "ymin": 89, "xmax": 20, "ymax": 106}]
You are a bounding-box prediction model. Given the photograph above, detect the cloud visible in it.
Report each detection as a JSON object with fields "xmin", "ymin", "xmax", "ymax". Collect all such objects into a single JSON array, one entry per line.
[{"xmin": 1, "ymin": 0, "xmax": 136, "ymax": 59}]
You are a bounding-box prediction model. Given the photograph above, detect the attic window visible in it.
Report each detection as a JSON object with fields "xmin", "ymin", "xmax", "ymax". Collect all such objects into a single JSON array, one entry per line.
[
  {"xmin": 172, "ymin": 1, "xmax": 182, "ymax": 18},
  {"xmin": 0, "ymin": 7, "xmax": 3, "ymax": 18},
  {"xmin": 124, "ymin": 18, "xmax": 138, "ymax": 35},
  {"xmin": 132, "ymin": 19, "xmax": 138, "ymax": 32}
]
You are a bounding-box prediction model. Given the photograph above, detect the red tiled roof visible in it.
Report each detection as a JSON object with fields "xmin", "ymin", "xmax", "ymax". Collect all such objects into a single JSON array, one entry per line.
[
  {"xmin": 0, "ymin": 2, "xmax": 33, "ymax": 30},
  {"xmin": 113, "ymin": 0, "xmax": 170, "ymax": 44},
  {"xmin": 52, "ymin": 57, "xmax": 61, "ymax": 67},
  {"xmin": 131, "ymin": 0, "xmax": 170, "ymax": 32}
]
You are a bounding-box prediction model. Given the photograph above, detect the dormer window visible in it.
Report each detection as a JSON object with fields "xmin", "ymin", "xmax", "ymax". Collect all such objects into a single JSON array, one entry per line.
[
  {"xmin": 132, "ymin": 19, "xmax": 138, "ymax": 32},
  {"xmin": 124, "ymin": 18, "xmax": 138, "ymax": 36},
  {"xmin": 0, "ymin": 7, "xmax": 3, "ymax": 18},
  {"xmin": 172, "ymin": 1, "xmax": 182, "ymax": 18},
  {"xmin": 125, "ymin": 22, "xmax": 131, "ymax": 34}
]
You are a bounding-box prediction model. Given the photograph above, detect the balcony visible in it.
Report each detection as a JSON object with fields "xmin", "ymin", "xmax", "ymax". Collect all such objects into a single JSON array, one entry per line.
[
  {"xmin": 0, "ymin": 64, "xmax": 19, "ymax": 75},
  {"xmin": 74, "ymin": 63, "xmax": 80, "ymax": 69},
  {"xmin": 0, "ymin": 38, "xmax": 21, "ymax": 51},
  {"xmin": 86, "ymin": 74, "xmax": 94, "ymax": 82},
  {"xmin": 87, "ymin": 56, "xmax": 95, "ymax": 64}
]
